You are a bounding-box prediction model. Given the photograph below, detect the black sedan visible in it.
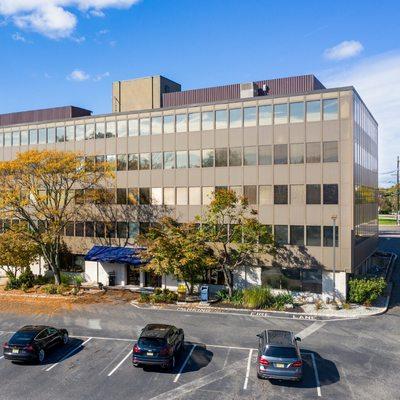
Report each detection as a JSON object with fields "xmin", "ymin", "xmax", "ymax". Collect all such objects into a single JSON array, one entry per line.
[
  {"xmin": 3, "ymin": 325, "xmax": 69, "ymax": 364},
  {"xmin": 133, "ymin": 324, "xmax": 184, "ymax": 370}
]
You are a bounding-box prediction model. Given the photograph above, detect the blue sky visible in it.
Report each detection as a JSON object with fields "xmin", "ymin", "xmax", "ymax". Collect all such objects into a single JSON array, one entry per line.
[{"xmin": 0, "ymin": 0, "xmax": 399, "ymax": 185}]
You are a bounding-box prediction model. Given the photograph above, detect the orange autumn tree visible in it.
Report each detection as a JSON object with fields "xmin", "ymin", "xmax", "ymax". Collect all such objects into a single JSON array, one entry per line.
[{"xmin": 0, "ymin": 150, "xmax": 113, "ymax": 284}]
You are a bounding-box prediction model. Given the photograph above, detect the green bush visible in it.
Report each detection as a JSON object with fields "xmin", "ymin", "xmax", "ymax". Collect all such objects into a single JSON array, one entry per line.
[
  {"xmin": 139, "ymin": 292, "xmax": 151, "ymax": 303},
  {"xmin": 243, "ymin": 286, "xmax": 274, "ymax": 309},
  {"xmin": 34, "ymin": 275, "xmax": 53, "ymax": 285},
  {"xmin": 273, "ymin": 293, "xmax": 294, "ymax": 310},
  {"xmin": 60, "ymin": 273, "xmax": 72, "ymax": 286},
  {"xmin": 216, "ymin": 289, "xmax": 229, "ymax": 300},
  {"xmin": 18, "ymin": 267, "xmax": 35, "ymax": 288},
  {"xmin": 43, "ymin": 284, "xmax": 58, "ymax": 294},
  {"xmin": 348, "ymin": 277, "xmax": 386, "ymax": 305},
  {"xmin": 149, "ymin": 288, "xmax": 178, "ymax": 303},
  {"xmin": 73, "ymin": 275, "xmax": 84, "ymax": 288},
  {"xmin": 5, "ymin": 276, "xmax": 20, "ymax": 290},
  {"xmin": 230, "ymin": 289, "xmax": 244, "ymax": 305}
]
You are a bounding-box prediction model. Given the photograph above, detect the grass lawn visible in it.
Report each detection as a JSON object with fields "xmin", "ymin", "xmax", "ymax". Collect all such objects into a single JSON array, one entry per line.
[{"xmin": 379, "ymin": 216, "xmax": 398, "ymax": 226}]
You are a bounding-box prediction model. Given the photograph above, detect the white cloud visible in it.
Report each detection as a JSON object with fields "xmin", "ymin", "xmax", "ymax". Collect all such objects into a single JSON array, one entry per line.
[
  {"xmin": 322, "ymin": 51, "xmax": 400, "ymax": 186},
  {"xmin": 0, "ymin": 1, "xmax": 139, "ymax": 39},
  {"xmin": 324, "ymin": 40, "xmax": 364, "ymax": 61},
  {"xmin": 67, "ymin": 69, "xmax": 90, "ymax": 81},
  {"xmin": 12, "ymin": 32, "xmax": 27, "ymax": 42},
  {"xmin": 93, "ymin": 71, "xmax": 110, "ymax": 81},
  {"xmin": 71, "ymin": 35, "xmax": 86, "ymax": 43}
]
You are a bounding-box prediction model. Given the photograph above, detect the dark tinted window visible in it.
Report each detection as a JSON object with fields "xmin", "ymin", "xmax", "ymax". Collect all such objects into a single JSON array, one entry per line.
[
  {"xmin": 274, "ymin": 185, "xmax": 288, "ymax": 204},
  {"xmin": 138, "ymin": 337, "xmax": 166, "ymax": 348},
  {"xmin": 323, "ymin": 184, "xmax": 338, "ymax": 204},
  {"xmin": 323, "ymin": 226, "xmax": 339, "ymax": 247},
  {"xmin": 306, "ymin": 226, "xmax": 321, "ymax": 246},
  {"xmin": 264, "ymin": 346, "xmax": 297, "ymax": 358},
  {"xmin": 10, "ymin": 330, "xmax": 37, "ymax": 344},
  {"xmin": 274, "ymin": 144, "xmax": 287, "ymax": 164},
  {"xmin": 290, "ymin": 226, "xmax": 304, "ymax": 245},
  {"xmin": 306, "ymin": 184, "xmax": 321, "ymax": 204},
  {"xmin": 274, "ymin": 225, "xmax": 288, "ymax": 245}
]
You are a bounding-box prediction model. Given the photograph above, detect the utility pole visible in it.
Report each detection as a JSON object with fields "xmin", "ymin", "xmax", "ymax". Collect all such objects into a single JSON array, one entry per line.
[
  {"xmin": 397, "ymin": 156, "xmax": 399, "ymax": 225},
  {"xmin": 331, "ymin": 215, "xmax": 337, "ymax": 303}
]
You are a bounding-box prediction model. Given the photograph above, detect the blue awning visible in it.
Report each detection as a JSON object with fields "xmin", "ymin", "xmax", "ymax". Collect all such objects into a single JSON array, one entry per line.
[{"xmin": 84, "ymin": 246, "xmax": 146, "ymax": 266}]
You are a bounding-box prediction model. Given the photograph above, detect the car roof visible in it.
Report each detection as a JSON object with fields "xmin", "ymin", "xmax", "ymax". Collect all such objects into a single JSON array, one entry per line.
[
  {"xmin": 18, "ymin": 325, "xmax": 51, "ymax": 334},
  {"xmin": 141, "ymin": 324, "xmax": 175, "ymax": 339},
  {"xmin": 264, "ymin": 330, "xmax": 294, "ymax": 346}
]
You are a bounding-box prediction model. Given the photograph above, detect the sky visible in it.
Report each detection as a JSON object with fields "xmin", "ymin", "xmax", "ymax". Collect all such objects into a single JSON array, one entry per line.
[{"xmin": 0, "ymin": 0, "xmax": 399, "ymax": 186}]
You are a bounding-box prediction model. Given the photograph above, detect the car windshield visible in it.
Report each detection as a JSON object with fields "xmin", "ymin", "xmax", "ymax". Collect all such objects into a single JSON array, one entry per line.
[
  {"xmin": 264, "ymin": 346, "xmax": 297, "ymax": 358},
  {"xmin": 9, "ymin": 331, "xmax": 37, "ymax": 345},
  {"xmin": 138, "ymin": 337, "xmax": 166, "ymax": 348}
]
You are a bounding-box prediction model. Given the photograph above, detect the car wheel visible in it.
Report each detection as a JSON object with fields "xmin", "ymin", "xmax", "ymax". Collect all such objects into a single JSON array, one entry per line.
[
  {"xmin": 133, "ymin": 363, "xmax": 140, "ymax": 367},
  {"xmin": 62, "ymin": 333, "xmax": 69, "ymax": 345},
  {"xmin": 257, "ymin": 372, "xmax": 263, "ymax": 379},
  {"xmin": 38, "ymin": 349, "xmax": 45, "ymax": 364}
]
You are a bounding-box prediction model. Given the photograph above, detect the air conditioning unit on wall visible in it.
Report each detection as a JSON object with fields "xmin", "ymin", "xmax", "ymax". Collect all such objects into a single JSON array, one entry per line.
[{"xmin": 240, "ymin": 82, "xmax": 257, "ymax": 99}]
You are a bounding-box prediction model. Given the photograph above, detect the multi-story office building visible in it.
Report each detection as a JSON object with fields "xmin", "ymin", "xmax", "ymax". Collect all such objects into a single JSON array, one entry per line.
[{"xmin": 0, "ymin": 74, "xmax": 378, "ymax": 297}]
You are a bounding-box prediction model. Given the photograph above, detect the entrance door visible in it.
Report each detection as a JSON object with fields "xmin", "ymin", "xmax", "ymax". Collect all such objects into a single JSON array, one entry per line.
[
  {"xmin": 127, "ymin": 265, "xmax": 140, "ymax": 285},
  {"xmin": 144, "ymin": 271, "xmax": 161, "ymax": 287}
]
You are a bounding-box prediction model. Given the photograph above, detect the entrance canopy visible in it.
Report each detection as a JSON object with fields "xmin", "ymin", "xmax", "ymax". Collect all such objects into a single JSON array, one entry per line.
[{"xmin": 85, "ymin": 246, "xmax": 145, "ymax": 266}]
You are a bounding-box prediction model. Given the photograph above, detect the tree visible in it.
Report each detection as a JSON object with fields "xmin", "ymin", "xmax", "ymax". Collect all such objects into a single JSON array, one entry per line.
[
  {"xmin": 140, "ymin": 217, "xmax": 215, "ymax": 294},
  {"xmin": 0, "ymin": 228, "xmax": 40, "ymax": 278},
  {"xmin": 199, "ymin": 189, "xmax": 275, "ymax": 297},
  {"xmin": 0, "ymin": 150, "xmax": 112, "ymax": 284}
]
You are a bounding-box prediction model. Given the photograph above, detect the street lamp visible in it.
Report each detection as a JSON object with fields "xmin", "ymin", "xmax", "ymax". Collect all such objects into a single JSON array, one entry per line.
[{"xmin": 331, "ymin": 215, "xmax": 337, "ymax": 303}]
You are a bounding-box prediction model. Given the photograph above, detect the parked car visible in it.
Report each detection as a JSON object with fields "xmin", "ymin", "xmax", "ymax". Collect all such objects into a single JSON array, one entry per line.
[
  {"xmin": 133, "ymin": 324, "xmax": 184, "ymax": 370},
  {"xmin": 256, "ymin": 329, "xmax": 302, "ymax": 381},
  {"xmin": 3, "ymin": 325, "xmax": 69, "ymax": 364}
]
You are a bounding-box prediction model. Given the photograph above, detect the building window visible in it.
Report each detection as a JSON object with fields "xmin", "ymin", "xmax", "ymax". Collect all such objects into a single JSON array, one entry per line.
[
  {"xmin": 75, "ymin": 222, "xmax": 84, "ymax": 237},
  {"xmin": 306, "ymin": 142, "xmax": 321, "ymax": 163},
  {"xmin": 306, "ymin": 100, "xmax": 321, "ymax": 122},
  {"xmin": 259, "ymin": 105, "xmax": 273, "ymax": 125},
  {"xmin": 176, "ymin": 114, "xmax": 187, "ymax": 132},
  {"xmin": 202, "ymin": 111, "xmax": 214, "ymax": 130},
  {"xmin": 274, "ymin": 225, "xmax": 288, "ymax": 245},
  {"xmin": 259, "ymin": 185, "xmax": 272, "ymax": 205},
  {"xmin": 106, "ymin": 155, "xmax": 116, "ymax": 169},
  {"xmin": 86, "ymin": 124, "xmax": 95, "ymax": 140},
  {"xmin": 117, "ymin": 188, "xmax": 127, "ymax": 204},
  {"xmin": 323, "ymin": 141, "xmax": 338, "ymax": 162},
  {"xmin": 65, "ymin": 126, "xmax": 74, "ymax": 141},
  {"xmin": 65, "ymin": 222, "xmax": 74, "ymax": 237},
  {"xmin": 4, "ymin": 133, "xmax": 11, "ymax": 147},
  {"xmin": 323, "ymin": 184, "xmax": 338, "ymax": 204},
  {"xmin": 189, "ymin": 112, "xmax": 201, "ymax": 132},
  {"xmin": 139, "ymin": 153, "xmax": 151, "ymax": 170},
  {"xmin": 95, "ymin": 123, "xmax": 105, "ymax": 139},
  {"xmin": 215, "ymin": 110, "xmax": 228, "ymax": 129},
  {"xmin": 164, "ymin": 188, "xmax": 175, "ymax": 205},
  {"xmin": 274, "ymin": 185, "xmax": 288, "ymax": 204},
  {"xmin": 151, "ymin": 188, "xmax": 162, "ymax": 205},
  {"xmin": 128, "ymin": 188, "xmax": 139, "ymax": 205},
  {"xmin": 306, "ymin": 184, "xmax": 321, "ymax": 204},
  {"xmin": 202, "ymin": 187, "xmax": 214, "ymax": 205},
  {"xmin": 274, "ymin": 144, "xmax": 288, "ymax": 164},
  {"xmin": 176, "ymin": 187, "xmax": 188, "ymax": 205},
  {"xmin": 128, "ymin": 119, "xmax": 139, "ymax": 136},
  {"xmin": 21, "ymin": 130, "xmax": 29, "ymax": 145},
  {"xmin": 151, "ymin": 116, "xmax": 162, "ymax": 135},
  {"xmin": 243, "ymin": 146, "xmax": 257, "ymax": 166},
  {"xmin": 12, "ymin": 131, "xmax": 20, "ymax": 146},
  {"xmin": 290, "ymin": 102, "xmax": 305, "ymax": 123},
  {"xmin": 106, "ymin": 122, "xmax": 116, "ymax": 138},
  {"xmin": 189, "ymin": 187, "xmax": 201, "ymax": 205},
  {"xmin": 117, "ymin": 222, "xmax": 128, "ymax": 239},
  {"xmin": 202, "ymin": 149, "xmax": 214, "ymax": 167},
  {"xmin": 117, "ymin": 155, "xmax": 127, "ymax": 171},
  {"xmin": 323, "ymin": 98, "xmax": 339, "ymax": 120},
  {"xmin": 38, "ymin": 129, "xmax": 46, "ymax": 144},
  {"xmin": 29, "ymin": 129, "xmax": 39, "ymax": 145},
  {"xmin": 229, "ymin": 108, "xmax": 242, "ymax": 128},
  {"xmin": 244, "ymin": 107, "xmax": 256, "ymax": 127},
  {"xmin": 117, "ymin": 120, "xmax": 127, "ymax": 137},
  {"xmin": 323, "ymin": 226, "xmax": 339, "ymax": 247},
  {"xmin": 76, "ymin": 125, "xmax": 85, "ymax": 141},
  {"xmin": 290, "ymin": 143, "xmax": 304, "ymax": 164},
  {"xmin": 128, "ymin": 154, "xmax": 138, "ymax": 170},
  {"xmin": 0, "ymin": 133, "xmax": 3, "ymax": 147},
  {"xmin": 95, "ymin": 222, "xmax": 105, "ymax": 238},
  {"xmin": 290, "ymin": 225, "xmax": 304, "ymax": 245},
  {"xmin": 151, "ymin": 152, "xmax": 163, "ymax": 169},
  {"xmin": 163, "ymin": 152, "xmax": 175, "ymax": 169},
  {"xmin": 244, "ymin": 185, "xmax": 257, "ymax": 205},
  {"xmin": 189, "ymin": 150, "xmax": 201, "ymax": 168},
  {"xmin": 139, "ymin": 188, "xmax": 150, "ymax": 204},
  {"xmin": 274, "ymin": 103, "xmax": 288, "ymax": 125},
  {"xmin": 176, "ymin": 150, "xmax": 188, "ymax": 169},
  {"xmin": 290, "ymin": 185, "xmax": 304, "ymax": 205},
  {"xmin": 128, "ymin": 222, "xmax": 139, "ymax": 238},
  {"xmin": 215, "ymin": 148, "xmax": 228, "ymax": 167},
  {"xmin": 306, "ymin": 226, "xmax": 321, "ymax": 246},
  {"xmin": 139, "ymin": 118, "xmax": 150, "ymax": 136},
  {"xmin": 259, "ymin": 145, "xmax": 272, "ymax": 165},
  {"xmin": 229, "ymin": 147, "xmax": 242, "ymax": 166},
  {"xmin": 163, "ymin": 115, "xmax": 174, "ymax": 133},
  {"xmin": 85, "ymin": 221, "xmax": 94, "ymax": 237}
]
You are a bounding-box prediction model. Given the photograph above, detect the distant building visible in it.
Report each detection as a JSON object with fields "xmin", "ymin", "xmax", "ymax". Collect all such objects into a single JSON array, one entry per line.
[{"xmin": 0, "ymin": 74, "xmax": 378, "ymax": 298}]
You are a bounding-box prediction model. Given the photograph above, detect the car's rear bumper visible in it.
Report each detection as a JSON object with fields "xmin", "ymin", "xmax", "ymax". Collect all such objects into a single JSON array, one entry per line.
[
  {"xmin": 3, "ymin": 352, "xmax": 37, "ymax": 362},
  {"xmin": 258, "ymin": 367, "xmax": 302, "ymax": 381},
  {"xmin": 132, "ymin": 355, "xmax": 172, "ymax": 366}
]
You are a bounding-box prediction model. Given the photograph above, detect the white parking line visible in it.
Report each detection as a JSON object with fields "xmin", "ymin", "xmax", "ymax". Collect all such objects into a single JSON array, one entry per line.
[
  {"xmin": 45, "ymin": 337, "xmax": 92, "ymax": 372},
  {"xmin": 0, "ymin": 356, "xmax": 4, "ymax": 360},
  {"xmin": 296, "ymin": 322, "xmax": 325, "ymax": 340},
  {"xmin": 107, "ymin": 349, "xmax": 132, "ymax": 377},
  {"xmin": 173, "ymin": 344, "xmax": 196, "ymax": 383},
  {"xmin": 243, "ymin": 348, "xmax": 253, "ymax": 390},
  {"xmin": 99, "ymin": 342, "xmax": 132, "ymax": 375},
  {"xmin": 310, "ymin": 353, "xmax": 321, "ymax": 397}
]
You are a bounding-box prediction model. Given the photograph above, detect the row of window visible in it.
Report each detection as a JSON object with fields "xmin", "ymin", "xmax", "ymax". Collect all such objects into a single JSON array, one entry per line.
[
  {"xmin": 85, "ymin": 141, "xmax": 339, "ymax": 171},
  {"xmin": 61, "ymin": 220, "xmax": 339, "ymax": 248},
  {"xmin": 0, "ymin": 99, "xmax": 339, "ymax": 146},
  {"xmin": 76, "ymin": 184, "xmax": 339, "ymax": 206}
]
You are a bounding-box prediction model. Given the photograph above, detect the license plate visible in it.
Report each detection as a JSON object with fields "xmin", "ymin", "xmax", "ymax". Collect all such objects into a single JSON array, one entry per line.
[
  {"xmin": 275, "ymin": 363, "xmax": 285, "ymax": 368},
  {"xmin": 147, "ymin": 352, "xmax": 153, "ymax": 356},
  {"xmin": 12, "ymin": 349, "xmax": 19, "ymax": 354}
]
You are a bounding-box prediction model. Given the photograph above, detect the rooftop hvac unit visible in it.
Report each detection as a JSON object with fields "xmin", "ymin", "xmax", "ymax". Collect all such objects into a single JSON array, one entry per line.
[{"xmin": 240, "ymin": 82, "xmax": 257, "ymax": 99}]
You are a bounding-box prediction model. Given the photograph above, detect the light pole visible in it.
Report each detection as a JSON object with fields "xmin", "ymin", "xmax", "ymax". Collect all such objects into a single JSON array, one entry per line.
[{"xmin": 331, "ymin": 215, "xmax": 337, "ymax": 302}]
